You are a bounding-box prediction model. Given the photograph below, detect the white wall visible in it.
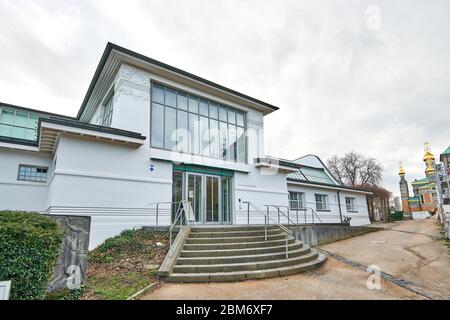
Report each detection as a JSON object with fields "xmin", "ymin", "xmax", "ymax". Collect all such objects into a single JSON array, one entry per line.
[
  {"xmin": 47, "ymin": 135, "xmax": 173, "ymax": 249},
  {"xmin": 0, "ymin": 148, "xmax": 51, "ymax": 211},
  {"xmin": 234, "ymin": 168, "xmax": 289, "ymax": 224},
  {"xmin": 288, "ymin": 183, "xmax": 371, "ymax": 226}
]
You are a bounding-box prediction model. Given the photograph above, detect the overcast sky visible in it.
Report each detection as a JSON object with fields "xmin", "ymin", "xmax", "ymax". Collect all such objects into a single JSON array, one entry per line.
[{"xmin": 1, "ymin": 0, "xmax": 449, "ymax": 196}]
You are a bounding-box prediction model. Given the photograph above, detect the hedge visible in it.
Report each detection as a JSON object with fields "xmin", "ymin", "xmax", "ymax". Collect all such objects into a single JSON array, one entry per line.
[{"xmin": 0, "ymin": 211, "xmax": 63, "ymax": 300}]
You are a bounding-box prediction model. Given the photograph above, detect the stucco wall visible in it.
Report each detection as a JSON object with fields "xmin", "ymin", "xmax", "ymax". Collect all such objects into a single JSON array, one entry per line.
[
  {"xmin": 287, "ymin": 183, "xmax": 371, "ymax": 226},
  {"xmin": 0, "ymin": 148, "xmax": 51, "ymax": 211}
]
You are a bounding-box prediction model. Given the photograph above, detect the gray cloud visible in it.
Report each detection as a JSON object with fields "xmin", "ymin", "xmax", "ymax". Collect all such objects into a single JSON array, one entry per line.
[{"xmin": 0, "ymin": 0, "xmax": 449, "ymax": 196}]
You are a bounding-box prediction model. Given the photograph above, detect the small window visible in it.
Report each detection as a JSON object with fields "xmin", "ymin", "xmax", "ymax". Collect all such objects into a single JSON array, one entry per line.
[
  {"xmin": 289, "ymin": 192, "xmax": 305, "ymax": 210},
  {"xmin": 315, "ymin": 194, "xmax": 329, "ymax": 211},
  {"xmin": 345, "ymin": 197, "xmax": 357, "ymax": 212},
  {"xmin": 17, "ymin": 165, "xmax": 48, "ymax": 182}
]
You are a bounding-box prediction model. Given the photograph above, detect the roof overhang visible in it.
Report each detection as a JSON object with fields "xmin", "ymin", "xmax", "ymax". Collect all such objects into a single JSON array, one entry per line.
[
  {"xmin": 287, "ymin": 180, "xmax": 373, "ymax": 195},
  {"xmin": 254, "ymin": 157, "xmax": 299, "ymax": 173},
  {"xmin": 78, "ymin": 43, "xmax": 279, "ymax": 121},
  {"xmin": 38, "ymin": 119, "xmax": 146, "ymax": 153}
]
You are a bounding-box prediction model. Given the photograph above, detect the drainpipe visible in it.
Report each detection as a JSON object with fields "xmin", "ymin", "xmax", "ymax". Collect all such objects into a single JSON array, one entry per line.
[{"xmin": 337, "ymin": 190, "xmax": 343, "ymax": 223}]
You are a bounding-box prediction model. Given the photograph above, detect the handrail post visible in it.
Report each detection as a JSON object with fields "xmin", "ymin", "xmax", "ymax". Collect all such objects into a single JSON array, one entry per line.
[
  {"xmin": 285, "ymin": 233, "xmax": 288, "ymax": 259},
  {"xmin": 247, "ymin": 202, "xmax": 250, "ymax": 225},
  {"xmin": 296, "ymin": 208, "xmax": 299, "ymax": 225},
  {"xmin": 265, "ymin": 215, "xmax": 268, "ymax": 241},
  {"xmin": 277, "ymin": 207, "xmax": 280, "ymax": 224},
  {"xmin": 312, "ymin": 209, "xmax": 315, "ymax": 224},
  {"xmin": 169, "ymin": 229, "xmax": 173, "ymax": 257},
  {"xmin": 287, "ymin": 207, "xmax": 290, "ymax": 226},
  {"xmin": 304, "ymin": 209, "xmax": 307, "ymax": 224}
]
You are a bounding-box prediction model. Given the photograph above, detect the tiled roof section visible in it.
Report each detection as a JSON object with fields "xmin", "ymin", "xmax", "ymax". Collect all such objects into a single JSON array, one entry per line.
[{"xmin": 287, "ymin": 166, "xmax": 338, "ymax": 185}]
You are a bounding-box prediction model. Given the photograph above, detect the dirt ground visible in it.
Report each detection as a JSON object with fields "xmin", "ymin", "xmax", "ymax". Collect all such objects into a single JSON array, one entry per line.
[{"xmin": 143, "ymin": 218, "xmax": 449, "ymax": 300}]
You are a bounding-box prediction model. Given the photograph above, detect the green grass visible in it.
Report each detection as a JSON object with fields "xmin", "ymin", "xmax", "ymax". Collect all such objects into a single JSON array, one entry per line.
[{"xmin": 85, "ymin": 272, "xmax": 150, "ymax": 300}]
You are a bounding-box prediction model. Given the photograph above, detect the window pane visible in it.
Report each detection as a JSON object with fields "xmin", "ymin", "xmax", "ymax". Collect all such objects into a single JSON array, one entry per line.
[
  {"xmin": 11, "ymin": 127, "xmax": 26, "ymax": 139},
  {"xmin": 199, "ymin": 99, "xmax": 208, "ymax": 116},
  {"xmin": 228, "ymin": 110, "xmax": 236, "ymax": 124},
  {"xmin": 165, "ymin": 87, "xmax": 177, "ymax": 107},
  {"xmin": 0, "ymin": 124, "xmax": 11, "ymax": 137},
  {"xmin": 200, "ymin": 116, "xmax": 209, "ymax": 156},
  {"xmin": 219, "ymin": 106, "xmax": 227, "ymax": 122},
  {"xmin": 25, "ymin": 129, "xmax": 37, "ymax": 140},
  {"xmin": 209, "ymin": 103, "xmax": 218, "ymax": 119},
  {"xmin": 236, "ymin": 112, "xmax": 244, "ymax": 127},
  {"xmin": 14, "ymin": 112, "xmax": 28, "ymax": 127},
  {"xmin": 152, "ymin": 84, "xmax": 165, "ymax": 104},
  {"xmin": 151, "ymin": 103, "xmax": 164, "ymax": 148},
  {"xmin": 177, "ymin": 92, "xmax": 188, "ymax": 110},
  {"xmin": 164, "ymin": 106, "xmax": 176, "ymax": 150},
  {"xmin": 228, "ymin": 125, "xmax": 237, "ymax": 161},
  {"xmin": 219, "ymin": 122, "xmax": 228, "ymax": 160},
  {"xmin": 177, "ymin": 110, "xmax": 188, "ymax": 152},
  {"xmin": 209, "ymin": 119, "xmax": 219, "ymax": 158},
  {"xmin": 237, "ymin": 126, "xmax": 245, "ymax": 163},
  {"xmin": 28, "ymin": 115, "xmax": 39, "ymax": 129},
  {"xmin": 188, "ymin": 96, "xmax": 198, "ymax": 113},
  {"xmin": 189, "ymin": 113, "xmax": 200, "ymax": 154},
  {"xmin": 0, "ymin": 109, "xmax": 14, "ymax": 125}
]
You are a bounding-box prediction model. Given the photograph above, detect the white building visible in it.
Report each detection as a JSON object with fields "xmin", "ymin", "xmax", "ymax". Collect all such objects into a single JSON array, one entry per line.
[{"xmin": 0, "ymin": 43, "xmax": 371, "ymax": 249}]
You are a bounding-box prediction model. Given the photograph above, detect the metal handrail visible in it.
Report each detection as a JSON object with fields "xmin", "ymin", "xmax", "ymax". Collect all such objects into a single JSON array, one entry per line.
[
  {"xmin": 264, "ymin": 205, "xmax": 296, "ymax": 225},
  {"xmin": 306, "ymin": 207, "xmax": 324, "ymax": 224},
  {"xmin": 243, "ymin": 201, "xmax": 292, "ymax": 258},
  {"xmin": 168, "ymin": 201, "xmax": 193, "ymax": 257}
]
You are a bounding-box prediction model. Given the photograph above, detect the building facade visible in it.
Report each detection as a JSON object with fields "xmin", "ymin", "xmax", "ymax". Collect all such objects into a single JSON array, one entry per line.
[
  {"xmin": 0, "ymin": 43, "xmax": 371, "ymax": 248},
  {"xmin": 399, "ymin": 143, "xmax": 439, "ymax": 214}
]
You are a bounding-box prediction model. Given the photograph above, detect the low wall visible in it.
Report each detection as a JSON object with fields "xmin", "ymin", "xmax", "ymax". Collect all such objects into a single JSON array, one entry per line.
[
  {"xmin": 289, "ymin": 224, "xmax": 379, "ymax": 247},
  {"xmin": 47, "ymin": 215, "xmax": 91, "ymax": 292}
]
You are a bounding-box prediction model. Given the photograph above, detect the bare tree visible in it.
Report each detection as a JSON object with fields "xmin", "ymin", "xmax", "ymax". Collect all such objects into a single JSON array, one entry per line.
[{"xmin": 327, "ymin": 151, "xmax": 383, "ymax": 187}]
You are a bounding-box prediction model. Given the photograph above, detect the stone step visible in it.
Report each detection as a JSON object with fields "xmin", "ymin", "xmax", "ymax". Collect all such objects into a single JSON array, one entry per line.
[
  {"xmin": 190, "ymin": 225, "xmax": 280, "ymax": 233},
  {"xmin": 180, "ymin": 242, "xmax": 303, "ymax": 257},
  {"xmin": 177, "ymin": 246, "xmax": 311, "ymax": 265},
  {"xmin": 185, "ymin": 233, "xmax": 287, "ymax": 244},
  {"xmin": 173, "ymin": 251, "xmax": 318, "ymax": 273},
  {"xmin": 182, "ymin": 237, "xmax": 296, "ymax": 251},
  {"xmin": 189, "ymin": 228, "xmax": 282, "ymax": 238},
  {"xmin": 167, "ymin": 254, "xmax": 327, "ymax": 282}
]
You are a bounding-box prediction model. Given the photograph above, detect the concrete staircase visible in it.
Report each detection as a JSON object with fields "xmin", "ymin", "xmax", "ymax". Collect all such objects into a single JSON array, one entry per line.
[{"xmin": 166, "ymin": 225, "xmax": 326, "ymax": 282}]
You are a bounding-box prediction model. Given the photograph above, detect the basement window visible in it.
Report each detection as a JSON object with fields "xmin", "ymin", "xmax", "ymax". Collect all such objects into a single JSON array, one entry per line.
[{"xmin": 17, "ymin": 165, "xmax": 48, "ymax": 183}]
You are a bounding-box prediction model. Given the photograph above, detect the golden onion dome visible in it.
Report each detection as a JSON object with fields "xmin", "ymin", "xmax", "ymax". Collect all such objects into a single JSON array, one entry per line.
[
  {"xmin": 423, "ymin": 151, "xmax": 435, "ymax": 162},
  {"xmin": 423, "ymin": 142, "xmax": 435, "ymax": 162},
  {"xmin": 398, "ymin": 162, "xmax": 405, "ymax": 176}
]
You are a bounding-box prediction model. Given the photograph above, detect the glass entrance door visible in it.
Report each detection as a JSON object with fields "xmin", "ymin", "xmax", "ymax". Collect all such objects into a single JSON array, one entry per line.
[
  {"xmin": 175, "ymin": 170, "xmax": 232, "ymax": 224},
  {"xmin": 205, "ymin": 176, "xmax": 220, "ymax": 223},
  {"xmin": 187, "ymin": 173, "xmax": 202, "ymax": 222}
]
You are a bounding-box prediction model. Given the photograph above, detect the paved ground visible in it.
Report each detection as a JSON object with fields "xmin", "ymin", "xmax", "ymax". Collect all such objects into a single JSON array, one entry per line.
[{"xmin": 143, "ymin": 218, "xmax": 449, "ymax": 300}]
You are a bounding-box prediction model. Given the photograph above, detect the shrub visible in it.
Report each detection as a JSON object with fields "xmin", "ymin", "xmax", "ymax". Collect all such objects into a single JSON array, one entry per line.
[{"xmin": 0, "ymin": 211, "xmax": 63, "ymax": 300}]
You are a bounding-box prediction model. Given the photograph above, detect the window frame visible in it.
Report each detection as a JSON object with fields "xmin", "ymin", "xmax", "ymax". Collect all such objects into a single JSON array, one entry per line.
[
  {"xmin": 289, "ymin": 191, "xmax": 305, "ymax": 210},
  {"xmin": 0, "ymin": 106, "xmax": 39, "ymax": 141},
  {"xmin": 345, "ymin": 197, "xmax": 358, "ymax": 212},
  {"xmin": 150, "ymin": 81, "xmax": 247, "ymax": 163},
  {"xmin": 101, "ymin": 89, "xmax": 114, "ymax": 127},
  {"xmin": 315, "ymin": 193, "xmax": 329, "ymax": 211},
  {"xmin": 17, "ymin": 164, "xmax": 49, "ymax": 183}
]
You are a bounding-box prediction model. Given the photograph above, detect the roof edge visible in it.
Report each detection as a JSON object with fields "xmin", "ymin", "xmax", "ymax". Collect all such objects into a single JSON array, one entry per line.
[{"xmin": 77, "ymin": 42, "xmax": 279, "ymax": 119}]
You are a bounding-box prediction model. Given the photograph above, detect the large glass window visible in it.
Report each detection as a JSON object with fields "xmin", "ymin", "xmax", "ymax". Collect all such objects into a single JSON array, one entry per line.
[
  {"xmin": 0, "ymin": 107, "xmax": 39, "ymax": 141},
  {"xmin": 150, "ymin": 83, "xmax": 246, "ymax": 163},
  {"xmin": 102, "ymin": 93, "xmax": 114, "ymax": 127}
]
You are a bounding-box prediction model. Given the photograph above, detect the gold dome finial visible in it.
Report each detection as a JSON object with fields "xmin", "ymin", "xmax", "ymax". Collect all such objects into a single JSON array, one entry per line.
[
  {"xmin": 423, "ymin": 141, "xmax": 435, "ymax": 162},
  {"xmin": 425, "ymin": 163, "xmax": 435, "ymax": 175},
  {"xmin": 399, "ymin": 161, "xmax": 405, "ymax": 176}
]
